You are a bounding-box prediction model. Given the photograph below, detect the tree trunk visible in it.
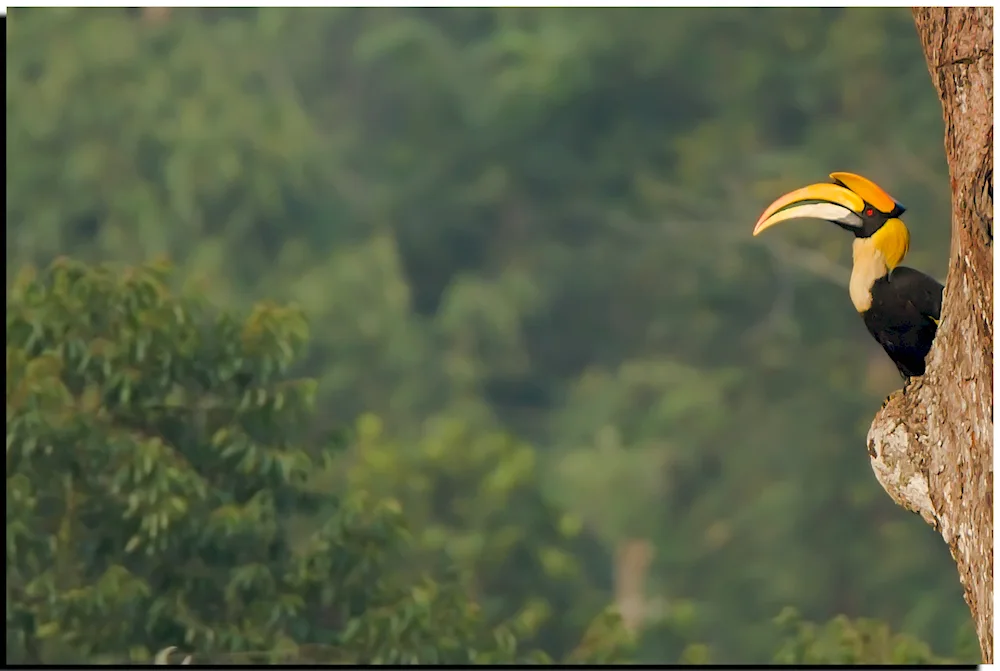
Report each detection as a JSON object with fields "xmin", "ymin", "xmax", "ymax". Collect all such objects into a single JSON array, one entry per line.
[
  {"xmin": 614, "ymin": 538, "xmax": 654, "ymax": 634},
  {"xmin": 866, "ymin": 7, "xmax": 993, "ymax": 663}
]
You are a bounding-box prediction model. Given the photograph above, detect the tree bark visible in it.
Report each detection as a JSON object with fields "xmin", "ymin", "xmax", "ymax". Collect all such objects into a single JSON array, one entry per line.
[{"xmin": 866, "ymin": 7, "xmax": 993, "ymax": 663}]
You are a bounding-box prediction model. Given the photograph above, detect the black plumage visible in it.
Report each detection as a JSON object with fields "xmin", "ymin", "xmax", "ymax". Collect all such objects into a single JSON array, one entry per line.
[{"xmin": 862, "ymin": 266, "xmax": 943, "ymax": 378}]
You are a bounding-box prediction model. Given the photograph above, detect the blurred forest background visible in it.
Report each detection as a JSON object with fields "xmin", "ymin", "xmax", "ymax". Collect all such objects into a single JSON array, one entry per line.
[{"xmin": 6, "ymin": 7, "xmax": 980, "ymax": 665}]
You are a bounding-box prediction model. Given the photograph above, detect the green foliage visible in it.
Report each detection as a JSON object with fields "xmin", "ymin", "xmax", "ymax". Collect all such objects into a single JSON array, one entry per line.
[
  {"xmin": 772, "ymin": 608, "xmax": 953, "ymax": 664},
  {"xmin": 6, "ymin": 260, "xmax": 599, "ymax": 664},
  {"xmin": 6, "ymin": 7, "xmax": 977, "ymax": 664},
  {"xmin": 565, "ymin": 605, "xmax": 638, "ymax": 664},
  {"xmin": 337, "ymin": 412, "xmax": 613, "ymax": 661}
]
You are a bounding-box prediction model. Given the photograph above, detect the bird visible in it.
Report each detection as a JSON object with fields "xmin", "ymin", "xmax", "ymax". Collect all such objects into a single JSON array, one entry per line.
[{"xmin": 752, "ymin": 172, "xmax": 943, "ymax": 380}]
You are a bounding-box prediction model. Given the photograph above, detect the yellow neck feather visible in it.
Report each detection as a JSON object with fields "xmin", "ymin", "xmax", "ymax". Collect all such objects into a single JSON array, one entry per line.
[
  {"xmin": 848, "ymin": 218, "xmax": 910, "ymax": 312},
  {"xmin": 871, "ymin": 217, "xmax": 910, "ymax": 270}
]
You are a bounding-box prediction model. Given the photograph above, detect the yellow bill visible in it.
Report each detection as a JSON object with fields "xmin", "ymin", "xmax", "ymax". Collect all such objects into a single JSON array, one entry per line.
[{"xmin": 752, "ymin": 183, "xmax": 865, "ymax": 236}]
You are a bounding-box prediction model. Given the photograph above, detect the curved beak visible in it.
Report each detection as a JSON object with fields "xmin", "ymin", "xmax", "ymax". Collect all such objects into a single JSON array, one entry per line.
[{"xmin": 752, "ymin": 182, "xmax": 866, "ymax": 236}]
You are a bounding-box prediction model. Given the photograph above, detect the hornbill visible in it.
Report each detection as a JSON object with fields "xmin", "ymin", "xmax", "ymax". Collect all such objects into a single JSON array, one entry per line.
[{"xmin": 752, "ymin": 172, "xmax": 943, "ymax": 379}]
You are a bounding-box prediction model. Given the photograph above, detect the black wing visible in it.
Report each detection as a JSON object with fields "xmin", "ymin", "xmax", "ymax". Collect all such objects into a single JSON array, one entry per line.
[
  {"xmin": 888, "ymin": 266, "xmax": 943, "ymax": 323},
  {"xmin": 864, "ymin": 266, "xmax": 944, "ymax": 377}
]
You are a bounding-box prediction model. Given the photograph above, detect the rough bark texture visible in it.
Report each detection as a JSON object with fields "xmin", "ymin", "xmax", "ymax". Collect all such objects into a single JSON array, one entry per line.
[{"xmin": 866, "ymin": 7, "xmax": 993, "ymax": 663}]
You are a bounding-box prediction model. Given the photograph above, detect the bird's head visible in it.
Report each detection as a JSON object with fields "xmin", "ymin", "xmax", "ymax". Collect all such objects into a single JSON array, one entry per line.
[{"xmin": 752, "ymin": 172, "xmax": 910, "ymax": 270}]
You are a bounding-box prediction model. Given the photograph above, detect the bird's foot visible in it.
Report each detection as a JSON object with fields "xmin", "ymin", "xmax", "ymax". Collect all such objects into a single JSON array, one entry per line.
[{"xmin": 880, "ymin": 389, "xmax": 903, "ymax": 410}]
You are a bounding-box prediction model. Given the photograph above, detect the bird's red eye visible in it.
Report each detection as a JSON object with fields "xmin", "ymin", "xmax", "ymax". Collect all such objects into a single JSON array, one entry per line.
[{"xmin": 865, "ymin": 208, "xmax": 874, "ymax": 216}]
